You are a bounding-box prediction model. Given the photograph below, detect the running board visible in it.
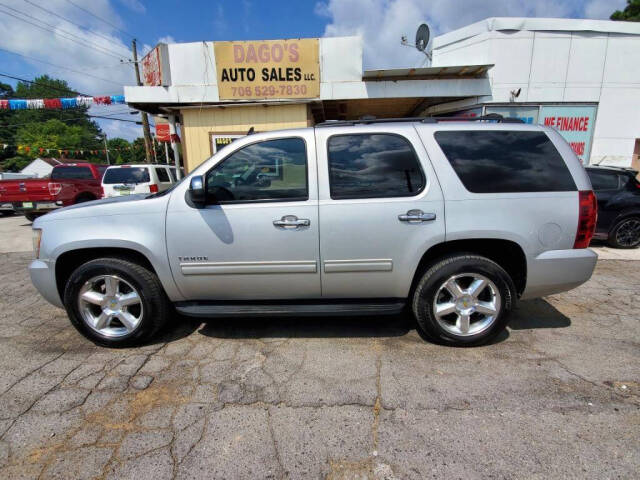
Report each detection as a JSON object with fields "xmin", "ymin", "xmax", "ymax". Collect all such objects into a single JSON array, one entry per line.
[{"xmin": 174, "ymin": 300, "xmax": 406, "ymax": 318}]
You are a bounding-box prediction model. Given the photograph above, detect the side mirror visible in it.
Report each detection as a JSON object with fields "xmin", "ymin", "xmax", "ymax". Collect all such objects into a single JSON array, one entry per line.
[{"xmin": 188, "ymin": 175, "xmax": 206, "ymax": 207}]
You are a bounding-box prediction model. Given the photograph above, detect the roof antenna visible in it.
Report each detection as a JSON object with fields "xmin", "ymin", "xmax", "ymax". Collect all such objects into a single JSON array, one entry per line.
[{"xmin": 247, "ymin": 126, "xmax": 255, "ymax": 135}]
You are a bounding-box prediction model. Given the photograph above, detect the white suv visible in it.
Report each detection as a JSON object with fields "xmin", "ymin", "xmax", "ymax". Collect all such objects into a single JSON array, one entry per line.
[
  {"xmin": 102, "ymin": 164, "xmax": 178, "ymax": 198},
  {"xmin": 30, "ymin": 117, "xmax": 598, "ymax": 348}
]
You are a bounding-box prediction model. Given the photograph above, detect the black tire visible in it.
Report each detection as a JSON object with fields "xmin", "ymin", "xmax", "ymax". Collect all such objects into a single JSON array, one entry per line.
[
  {"xmin": 0, "ymin": 210, "xmax": 14, "ymax": 216},
  {"xmin": 412, "ymin": 254, "xmax": 516, "ymax": 347},
  {"xmin": 607, "ymin": 217, "xmax": 640, "ymax": 249},
  {"xmin": 24, "ymin": 212, "xmax": 40, "ymax": 222},
  {"xmin": 74, "ymin": 194, "xmax": 95, "ymax": 204},
  {"xmin": 63, "ymin": 257, "xmax": 170, "ymax": 347}
]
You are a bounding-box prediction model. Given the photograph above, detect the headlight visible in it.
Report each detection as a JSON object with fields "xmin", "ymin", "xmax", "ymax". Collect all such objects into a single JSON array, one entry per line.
[{"xmin": 32, "ymin": 228, "xmax": 42, "ymax": 259}]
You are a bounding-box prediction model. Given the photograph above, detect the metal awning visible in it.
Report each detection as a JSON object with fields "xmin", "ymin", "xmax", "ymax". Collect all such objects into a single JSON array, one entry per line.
[{"xmin": 363, "ymin": 64, "xmax": 493, "ymax": 81}]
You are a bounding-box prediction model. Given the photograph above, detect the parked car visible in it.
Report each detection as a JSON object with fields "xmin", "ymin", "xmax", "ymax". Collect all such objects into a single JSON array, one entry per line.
[
  {"xmin": 586, "ymin": 166, "xmax": 640, "ymax": 248},
  {"xmin": 0, "ymin": 163, "xmax": 107, "ymax": 222},
  {"xmin": 29, "ymin": 117, "xmax": 597, "ymax": 348},
  {"xmin": 102, "ymin": 164, "xmax": 179, "ymax": 198}
]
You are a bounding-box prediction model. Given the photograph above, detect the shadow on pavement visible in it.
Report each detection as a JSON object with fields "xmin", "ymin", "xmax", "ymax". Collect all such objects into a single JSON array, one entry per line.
[
  {"xmin": 152, "ymin": 298, "xmax": 569, "ymax": 343},
  {"xmin": 509, "ymin": 298, "xmax": 571, "ymax": 330},
  {"xmin": 196, "ymin": 312, "xmax": 414, "ymax": 339}
]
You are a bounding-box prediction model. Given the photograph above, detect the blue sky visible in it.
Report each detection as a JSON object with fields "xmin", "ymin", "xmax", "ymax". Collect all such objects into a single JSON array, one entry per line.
[{"xmin": 0, "ymin": 0, "xmax": 627, "ymax": 140}]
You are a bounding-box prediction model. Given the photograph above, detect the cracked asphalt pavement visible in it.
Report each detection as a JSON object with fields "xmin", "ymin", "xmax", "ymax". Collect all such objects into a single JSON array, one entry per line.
[{"xmin": 0, "ymin": 249, "xmax": 638, "ymax": 479}]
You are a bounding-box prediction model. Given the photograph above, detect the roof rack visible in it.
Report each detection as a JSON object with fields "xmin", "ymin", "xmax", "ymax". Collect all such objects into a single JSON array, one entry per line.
[{"xmin": 315, "ymin": 113, "xmax": 523, "ymax": 127}]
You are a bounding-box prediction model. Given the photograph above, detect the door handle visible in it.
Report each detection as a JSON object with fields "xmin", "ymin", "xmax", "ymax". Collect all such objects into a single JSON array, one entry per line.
[
  {"xmin": 398, "ymin": 209, "xmax": 436, "ymax": 223},
  {"xmin": 273, "ymin": 215, "xmax": 311, "ymax": 229}
]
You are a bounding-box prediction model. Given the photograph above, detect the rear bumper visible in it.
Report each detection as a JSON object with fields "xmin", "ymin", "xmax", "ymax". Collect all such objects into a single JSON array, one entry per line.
[
  {"xmin": 521, "ymin": 248, "xmax": 598, "ymax": 300},
  {"xmin": 29, "ymin": 259, "xmax": 63, "ymax": 308},
  {"xmin": 13, "ymin": 202, "xmax": 61, "ymax": 213}
]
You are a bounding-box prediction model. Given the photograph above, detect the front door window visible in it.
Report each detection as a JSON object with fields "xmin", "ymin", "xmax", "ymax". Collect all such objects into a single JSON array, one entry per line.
[{"xmin": 205, "ymin": 137, "xmax": 308, "ymax": 204}]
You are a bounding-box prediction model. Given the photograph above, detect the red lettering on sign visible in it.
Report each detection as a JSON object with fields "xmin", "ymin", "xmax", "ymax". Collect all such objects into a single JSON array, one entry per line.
[
  {"xmin": 551, "ymin": 116, "xmax": 590, "ymax": 132},
  {"xmin": 569, "ymin": 142, "xmax": 585, "ymax": 155},
  {"xmin": 233, "ymin": 45, "xmax": 244, "ymax": 62},
  {"xmin": 288, "ymin": 43, "xmax": 299, "ymax": 62}
]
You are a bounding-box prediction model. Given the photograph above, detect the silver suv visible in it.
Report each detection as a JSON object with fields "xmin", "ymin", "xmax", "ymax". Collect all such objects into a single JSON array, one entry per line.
[{"xmin": 29, "ymin": 117, "xmax": 598, "ymax": 347}]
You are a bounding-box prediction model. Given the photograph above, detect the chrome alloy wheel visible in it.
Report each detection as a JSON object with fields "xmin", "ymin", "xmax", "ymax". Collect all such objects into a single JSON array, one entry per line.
[
  {"xmin": 77, "ymin": 275, "xmax": 143, "ymax": 338},
  {"xmin": 615, "ymin": 218, "xmax": 640, "ymax": 247},
  {"xmin": 433, "ymin": 273, "xmax": 501, "ymax": 336}
]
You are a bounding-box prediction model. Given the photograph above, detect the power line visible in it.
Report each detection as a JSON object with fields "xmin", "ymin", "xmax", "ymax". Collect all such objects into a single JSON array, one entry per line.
[
  {"xmin": 0, "ymin": 72, "xmax": 90, "ymax": 97},
  {"xmin": 63, "ymin": 0, "xmax": 135, "ymax": 40},
  {"xmin": 0, "ymin": 4, "xmax": 129, "ymax": 61},
  {"xmin": 0, "ymin": 3, "xmax": 130, "ymax": 59},
  {"xmin": 0, "ymin": 47, "xmax": 126, "ymax": 87},
  {"xmin": 21, "ymin": 0, "xmax": 121, "ymax": 46},
  {"xmin": 0, "ymin": 110, "xmax": 142, "ymax": 129}
]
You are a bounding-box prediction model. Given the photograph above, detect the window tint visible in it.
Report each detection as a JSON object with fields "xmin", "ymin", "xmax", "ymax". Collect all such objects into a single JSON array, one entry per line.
[
  {"xmin": 96, "ymin": 166, "xmax": 108, "ymax": 179},
  {"xmin": 434, "ymin": 130, "xmax": 576, "ymax": 193},
  {"xmin": 156, "ymin": 167, "xmax": 170, "ymax": 182},
  {"xmin": 205, "ymin": 138, "xmax": 307, "ymax": 203},
  {"xmin": 51, "ymin": 166, "xmax": 93, "ymax": 180},
  {"xmin": 168, "ymin": 168, "xmax": 176, "ymax": 182},
  {"xmin": 587, "ymin": 170, "xmax": 620, "ymax": 191},
  {"xmin": 327, "ymin": 134, "xmax": 424, "ymax": 199},
  {"xmin": 103, "ymin": 167, "xmax": 150, "ymax": 184}
]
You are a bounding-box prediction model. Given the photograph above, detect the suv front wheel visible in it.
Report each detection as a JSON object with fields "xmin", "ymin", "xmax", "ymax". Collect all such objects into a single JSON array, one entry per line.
[
  {"xmin": 412, "ymin": 254, "xmax": 515, "ymax": 346},
  {"xmin": 63, "ymin": 257, "xmax": 169, "ymax": 347}
]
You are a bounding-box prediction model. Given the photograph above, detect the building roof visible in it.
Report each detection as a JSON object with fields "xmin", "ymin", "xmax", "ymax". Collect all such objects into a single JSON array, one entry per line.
[{"xmin": 434, "ymin": 17, "xmax": 640, "ymax": 49}]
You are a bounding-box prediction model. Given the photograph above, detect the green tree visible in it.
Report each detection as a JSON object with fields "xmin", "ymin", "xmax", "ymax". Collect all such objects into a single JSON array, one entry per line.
[
  {"xmin": 15, "ymin": 119, "xmax": 95, "ymax": 159},
  {"xmin": 107, "ymin": 137, "xmax": 134, "ymax": 164},
  {"xmin": 611, "ymin": 0, "xmax": 640, "ymax": 21},
  {"xmin": 0, "ymin": 75, "xmax": 104, "ymax": 170}
]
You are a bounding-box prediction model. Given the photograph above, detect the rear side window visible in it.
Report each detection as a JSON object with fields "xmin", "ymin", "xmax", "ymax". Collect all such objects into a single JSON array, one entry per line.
[
  {"xmin": 434, "ymin": 130, "xmax": 576, "ymax": 193},
  {"xmin": 51, "ymin": 167, "xmax": 93, "ymax": 180},
  {"xmin": 587, "ymin": 170, "xmax": 620, "ymax": 191},
  {"xmin": 103, "ymin": 167, "xmax": 150, "ymax": 184},
  {"xmin": 327, "ymin": 134, "xmax": 424, "ymax": 199},
  {"xmin": 156, "ymin": 167, "xmax": 170, "ymax": 182}
]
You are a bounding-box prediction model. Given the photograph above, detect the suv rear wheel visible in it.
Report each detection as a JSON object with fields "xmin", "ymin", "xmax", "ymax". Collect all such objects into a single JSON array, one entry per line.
[
  {"xmin": 412, "ymin": 254, "xmax": 515, "ymax": 346},
  {"xmin": 63, "ymin": 257, "xmax": 169, "ymax": 347}
]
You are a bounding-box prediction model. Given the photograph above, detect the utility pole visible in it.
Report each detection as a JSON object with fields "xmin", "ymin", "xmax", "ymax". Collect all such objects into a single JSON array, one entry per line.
[
  {"xmin": 131, "ymin": 39, "xmax": 153, "ymax": 164},
  {"xmin": 151, "ymin": 135, "xmax": 158, "ymax": 163},
  {"xmin": 103, "ymin": 134, "xmax": 110, "ymax": 165}
]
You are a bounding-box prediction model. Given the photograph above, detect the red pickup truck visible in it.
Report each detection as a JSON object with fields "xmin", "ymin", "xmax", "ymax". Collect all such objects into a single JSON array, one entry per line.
[{"xmin": 0, "ymin": 163, "xmax": 107, "ymax": 221}]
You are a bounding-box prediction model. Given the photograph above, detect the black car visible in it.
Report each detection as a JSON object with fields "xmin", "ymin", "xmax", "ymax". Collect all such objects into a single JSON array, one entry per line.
[{"xmin": 586, "ymin": 166, "xmax": 640, "ymax": 248}]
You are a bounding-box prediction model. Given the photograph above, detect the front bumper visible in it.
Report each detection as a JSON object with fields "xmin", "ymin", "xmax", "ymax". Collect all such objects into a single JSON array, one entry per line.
[
  {"xmin": 521, "ymin": 248, "xmax": 598, "ymax": 300},
  {"xmin": 29, "ymin": 259, "xmax": 63, "ymax": 308}
]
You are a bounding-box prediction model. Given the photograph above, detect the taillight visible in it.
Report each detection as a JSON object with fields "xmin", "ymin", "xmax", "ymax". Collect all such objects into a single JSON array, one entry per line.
[
  {"xmin": 149, "ymin": 184, "xmax": 159, "ymax": 193},
  {"xmin": 573, "ymin": 190, "xmax": 597, "ymax": 249},
  {"xmin": 48, "ymin": 182, "xmax": 62, "ymax": 196}
]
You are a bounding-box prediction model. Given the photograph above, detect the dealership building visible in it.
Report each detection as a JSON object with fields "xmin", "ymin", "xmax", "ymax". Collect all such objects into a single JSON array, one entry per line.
[{"xmin": 125, "ymin": 17, "xmax": 640, "ymax": 172}]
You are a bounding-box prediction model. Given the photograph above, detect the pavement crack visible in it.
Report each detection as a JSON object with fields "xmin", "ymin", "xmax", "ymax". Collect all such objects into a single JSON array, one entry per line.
[
  {"xmin": 266, "ymin": 406, "xmax": 285, "ymax": 479},
  {"xmin": 0, "ymin": 351, "xmax": 65, "ymax": 397},
  {"xmin": 372, "ymin": 346, "xmax": 382, "ymax": 455}
]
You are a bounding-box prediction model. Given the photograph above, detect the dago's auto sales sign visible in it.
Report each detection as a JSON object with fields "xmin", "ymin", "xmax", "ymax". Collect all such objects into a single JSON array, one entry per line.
[{"xmin": 214, "ymin": 38, "xmax": 320, "ymax": 101}]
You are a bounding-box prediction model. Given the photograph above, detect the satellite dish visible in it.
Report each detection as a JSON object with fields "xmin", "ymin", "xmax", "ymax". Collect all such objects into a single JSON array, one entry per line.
[{"xmin": 415, "ymin": 24, "xmax": 430, "ymax": 52}]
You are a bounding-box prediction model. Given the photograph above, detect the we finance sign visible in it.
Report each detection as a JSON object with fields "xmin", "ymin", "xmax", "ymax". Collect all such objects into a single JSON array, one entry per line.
[
  {"xmin": 214, "ymin": 39, "xmax": 320, "ymax": 101},
  {"xmin": 539, "ymin": 105, "xmax": 597, "ymax": 163}
]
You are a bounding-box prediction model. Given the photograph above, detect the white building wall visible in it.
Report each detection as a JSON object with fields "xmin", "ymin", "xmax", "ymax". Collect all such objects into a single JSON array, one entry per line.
[
  {"xmin": 20, "ymin": 158, "xmax": 54, "ymax": 178},
  {"xmin": 432, "ymin": 24, "xmax": 640, "ymax": 167}
]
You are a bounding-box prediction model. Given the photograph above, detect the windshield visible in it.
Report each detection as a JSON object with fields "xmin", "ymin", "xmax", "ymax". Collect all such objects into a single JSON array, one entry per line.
[{"xmin": 103, "ymin": 167, "xmax": 150, "ymax": 184}]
